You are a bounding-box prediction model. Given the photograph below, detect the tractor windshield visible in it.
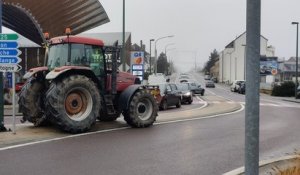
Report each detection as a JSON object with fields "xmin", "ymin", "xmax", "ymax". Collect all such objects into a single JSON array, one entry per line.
[{"xmin": 47, "ymin": 43, "xmax": 105, "ymax": 76}]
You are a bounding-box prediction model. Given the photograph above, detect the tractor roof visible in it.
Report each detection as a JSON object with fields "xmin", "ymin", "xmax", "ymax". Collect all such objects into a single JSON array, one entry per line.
[{"xmin": 50, "ymin": 36, "xmax": 104, "ymax": 46}]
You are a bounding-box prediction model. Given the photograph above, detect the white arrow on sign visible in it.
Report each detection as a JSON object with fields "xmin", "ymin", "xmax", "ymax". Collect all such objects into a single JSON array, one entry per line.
[{"xmin": 0, "ymin": 64, "xmax": 22, "ymax": 72}]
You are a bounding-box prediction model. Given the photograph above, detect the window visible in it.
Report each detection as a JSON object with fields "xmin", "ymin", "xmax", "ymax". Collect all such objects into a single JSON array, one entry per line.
[{"xmin": 170, "ymin": 84, "xmax": 177, "ymax": 90}]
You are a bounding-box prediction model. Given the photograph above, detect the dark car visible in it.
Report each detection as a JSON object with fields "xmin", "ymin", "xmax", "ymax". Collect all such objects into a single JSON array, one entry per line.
[
  {"xmin": 297, "ymin": 85, "xmax": 300, "ymax": 99},
  {"xmin": 158, "ymin": 83, "xmax": 182, "ymax": 110},
  {"xmin": 238, "ymin": 82, "xmax": 245, "ymax": 94},
  {"xmin": 182, "ymin": 82, "xmax": 205, "ymax": 96},
  {"xmin": 177, "ymin": 83, "xmax": 193, "ymax": 104},
  {"xmin": 205, "ymin": 80, "xmax": 215, "ymax": 88}
]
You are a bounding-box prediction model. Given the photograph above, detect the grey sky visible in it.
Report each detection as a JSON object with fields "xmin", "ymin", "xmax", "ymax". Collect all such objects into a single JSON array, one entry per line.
[
  {"xmin": 86, "ymin": 0, "xmax": 300, "ymax": 72},
  {"xmin": 3, "ymin": 0, "xmax": 299, "ymax": 72}
]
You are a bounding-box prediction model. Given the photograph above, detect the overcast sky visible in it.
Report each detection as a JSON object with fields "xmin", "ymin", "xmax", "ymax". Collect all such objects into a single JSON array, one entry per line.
[
  {"xmin": 85, "ymin": 0, "xmax": 300, "ymax": 72},
  {"xmin": 3, "ymin": 0, "xmax": 299, "ymax": 72}
]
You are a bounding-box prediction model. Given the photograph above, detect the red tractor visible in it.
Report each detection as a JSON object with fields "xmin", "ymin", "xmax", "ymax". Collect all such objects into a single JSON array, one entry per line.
[{"xmin": 18, "ymin": 32, "xmax": 158, "ymax": 133}]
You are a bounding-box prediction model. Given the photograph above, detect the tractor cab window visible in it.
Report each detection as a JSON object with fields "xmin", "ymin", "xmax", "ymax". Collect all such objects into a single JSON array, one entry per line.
[
  {"xmin": 48, "ymin": 44, "xmax": 68, "ymax": 69},
  {"xmin": 70, "ymin": 44, "xmax": 85, "ymax": 66},
  {"xmin": 85, "ymin": 45, "xmax": 105, "ymax": 76}
]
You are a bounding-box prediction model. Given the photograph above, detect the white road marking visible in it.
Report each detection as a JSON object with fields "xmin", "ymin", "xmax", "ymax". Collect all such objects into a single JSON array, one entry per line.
[{"xmin": 0, "ymin": 103, "xmax": 243, "ymax": 152}]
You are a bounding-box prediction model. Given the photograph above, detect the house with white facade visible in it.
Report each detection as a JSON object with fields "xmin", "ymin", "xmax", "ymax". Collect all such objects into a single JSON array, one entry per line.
[{"xmin": 219, "ymin": 32, "xmax": 276, "ymax": 84}]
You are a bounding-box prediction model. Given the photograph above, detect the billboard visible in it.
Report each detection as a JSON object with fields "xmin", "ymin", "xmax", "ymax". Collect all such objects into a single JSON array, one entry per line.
[
  {"xmin": 260, "ymin": 60, "xmax": 278, "ymax": 75},
  {"xmin": 131, "ymin": 51, "xmax": 144, "ymax": 81}
]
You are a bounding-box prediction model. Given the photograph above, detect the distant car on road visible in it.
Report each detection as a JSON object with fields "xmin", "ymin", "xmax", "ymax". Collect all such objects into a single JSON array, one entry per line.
[
  {"xmin": 177, "ymin": 83, "xmax": 193, "ymax": 104},
  {"xmin": 205, "ymin": 80, "xmax": 215, "ymax": 88},
  {"xmin": 158, "ymin": 83, "xmax": 182, "ymax": 110},
  {"xmin": 231, "ymin": 80, "xmax": 245, "ymax": 92},
  {"xmin": 182, "ymin": 82, "xmax": 205, "ymax": 96}
]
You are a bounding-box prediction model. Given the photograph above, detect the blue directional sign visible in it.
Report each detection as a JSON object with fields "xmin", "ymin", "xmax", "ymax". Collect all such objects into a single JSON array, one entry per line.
[
  {"xmin": 0, "ymin": 49, "xmax": 21, "ymax": 56},
  {"xmin": 0, "ymin": 41, "xmax": 18, "ymax": 49},
  {"xmin": 0, "ymin": 57, "xmax": 21, "ymax": 64}
]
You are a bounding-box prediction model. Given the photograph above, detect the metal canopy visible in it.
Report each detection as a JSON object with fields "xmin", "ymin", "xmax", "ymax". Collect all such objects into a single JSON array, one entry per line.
[{"xmin": 3, "ymin": 0, "xmax": 110, "ymax": 45}]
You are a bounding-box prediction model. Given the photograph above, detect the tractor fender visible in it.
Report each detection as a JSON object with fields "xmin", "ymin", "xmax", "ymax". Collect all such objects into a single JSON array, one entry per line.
[
  {"xmin": 46, "ymin": 66, "xmax": 92, "ymax": 80},
  {"xmin": 23, "ymin": 66, "xmax": 48, "ymax": 80},
  {"xmin": 118, "ymin": 85, "xmax": 144, "ymax": 110}
]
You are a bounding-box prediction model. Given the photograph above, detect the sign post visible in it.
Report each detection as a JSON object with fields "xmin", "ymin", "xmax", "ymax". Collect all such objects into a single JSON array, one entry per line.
[
  {"xmin": 0, "ymin": 0, "xmax": 5, "ymax": 132},
  {"xmin": 0, "ymin": 33, "xmax": 22, "ymax": 134}
]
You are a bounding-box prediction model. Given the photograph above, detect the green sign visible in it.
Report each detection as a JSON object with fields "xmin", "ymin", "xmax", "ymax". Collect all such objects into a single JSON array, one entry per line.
[{"xmin": 0, "ymin": 34, "xmax": 18, "ymax": 40}]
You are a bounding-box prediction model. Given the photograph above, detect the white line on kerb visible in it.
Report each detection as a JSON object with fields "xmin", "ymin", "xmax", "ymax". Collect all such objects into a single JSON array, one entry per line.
[{"xmin": 0, "ymin": 104, "xmax": 244, "ymax": 152}]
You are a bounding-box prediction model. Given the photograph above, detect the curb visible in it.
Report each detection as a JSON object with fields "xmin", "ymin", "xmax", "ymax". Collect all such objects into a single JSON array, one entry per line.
[
  {"xmin": 282, "ymin": 99, "xmax": 300, "ymax": 104},
  {"xmin": 223, "ymin": 155, "xmax": 300, "ymax": 175}
]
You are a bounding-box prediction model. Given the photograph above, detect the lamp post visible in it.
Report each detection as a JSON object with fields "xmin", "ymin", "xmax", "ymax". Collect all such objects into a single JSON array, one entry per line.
[
  {"xmin": 122, "ymin": 0, "xmax": 126, "ymax": 71},
  {"xmin": 149, "ymin": 39, "xmax": 154, "ymax": 74},
  {"xmin": 292, "ymin": 22, "xmax": 299, "ymax": 99},
  {"xmin": 154, "ymin": 35, "xmax": 174, "ymax": 74},
  {"xmin": 165, "ymin": 43, "xmax": 175, "ymax": 55}
]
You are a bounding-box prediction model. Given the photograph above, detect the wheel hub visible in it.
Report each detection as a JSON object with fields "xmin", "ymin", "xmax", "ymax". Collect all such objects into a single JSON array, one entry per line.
[{"xmin": 65, "ymin": 92, "xmax": 87, "ymax": 115}]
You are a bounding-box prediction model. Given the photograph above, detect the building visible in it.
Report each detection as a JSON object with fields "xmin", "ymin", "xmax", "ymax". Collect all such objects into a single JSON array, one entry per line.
[
  {"xmin": 219, "ymin": 32, "xmax": 276, "ymax": 84},
  {"xmin": 278, "ymin": 57, "xmax": 300, "ymax": 82}
]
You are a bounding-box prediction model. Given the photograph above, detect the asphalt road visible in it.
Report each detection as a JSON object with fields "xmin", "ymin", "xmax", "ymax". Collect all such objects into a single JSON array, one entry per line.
[{"xmin": 0, "ymin": 72, "xmax": 299, "ymax": 175}]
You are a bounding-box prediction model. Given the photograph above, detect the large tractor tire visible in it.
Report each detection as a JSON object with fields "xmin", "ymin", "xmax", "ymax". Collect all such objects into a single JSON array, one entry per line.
[
  {"xmin": 18, "ymin": 77, "xmax": 48, "ymax": 126},
  {"xmin": 45, "ymin": 75, "xmax": 101, "ymax": 133},
  {"xmin": 123, "ymin": 90, "xmax": 158, "ymax": 128}
]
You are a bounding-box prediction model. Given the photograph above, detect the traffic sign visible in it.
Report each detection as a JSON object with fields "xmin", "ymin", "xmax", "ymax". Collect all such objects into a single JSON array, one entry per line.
[
  {"xmin": 0, "ymin": 34, "xmax": 19, "ymax": 40},
  {"xmin": 0, "ymin": 41, "xmax": 18, "ymax": 48},
  {"xmin": 0, "ymin": 49, "xmax": 21, "ymax": 56},
  {"xmin": 0, "ymin": 64, "xmax": 22, "ymax": 72},
  {"xmin": 0, "ymin": 57, "xmax": 21, "ymax": 64}
]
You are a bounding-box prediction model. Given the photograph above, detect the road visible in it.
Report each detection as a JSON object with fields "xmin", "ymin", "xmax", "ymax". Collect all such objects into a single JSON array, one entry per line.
[{"xmin": 0, "ymin": 72, "xmax": 299, "ymax": 175}]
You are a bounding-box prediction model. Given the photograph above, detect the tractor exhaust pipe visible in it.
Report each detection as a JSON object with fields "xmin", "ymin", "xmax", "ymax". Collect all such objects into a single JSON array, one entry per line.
[{"xmin": 111, "ymin": 41, "xmax": 118, "ymax": 95}]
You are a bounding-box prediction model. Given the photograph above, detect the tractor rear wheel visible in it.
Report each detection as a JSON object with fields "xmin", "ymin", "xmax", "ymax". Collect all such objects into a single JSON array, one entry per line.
[
  {"xmin": 45, "ymin": 75, "xmax": 100, "ymax": 133},
  {"xmin": 123, "ymin": 90, "xmax": 158, "ymax": 128},
  {"xmin": 18, "ymin": 77, "xmax": 48, "ymax": 126}
]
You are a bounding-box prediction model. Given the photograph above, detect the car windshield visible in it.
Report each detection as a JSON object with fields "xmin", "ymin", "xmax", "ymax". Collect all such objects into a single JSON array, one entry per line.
[{"xmin": 177, "ymin": 83, "xmax": 189, "ymax": 91}]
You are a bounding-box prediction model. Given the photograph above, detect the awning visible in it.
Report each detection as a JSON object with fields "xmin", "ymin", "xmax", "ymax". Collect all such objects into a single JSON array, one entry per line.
[{"xmin": 3, "ymin": 0, "xmax": 110, "ymax": 45}]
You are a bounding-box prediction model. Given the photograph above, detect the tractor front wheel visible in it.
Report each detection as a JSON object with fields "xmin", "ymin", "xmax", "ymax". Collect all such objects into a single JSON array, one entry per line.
[
  {"xmin": 123, "ymin": 90, "xmax": 158, "ymax": 128},
  {"xmin": 18, "ymin": 77, "xmax": 47, "ymax": 126},
  {"xmin": 45, "ymin": 75, "xmax": 100, "ymax": 133}
]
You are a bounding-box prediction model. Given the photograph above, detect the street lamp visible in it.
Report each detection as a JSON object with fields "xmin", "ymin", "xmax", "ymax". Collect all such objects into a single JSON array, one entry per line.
[
  {"xmin": 122, "ymin": 0, "xmax": 126, "ymax": 71},
  {"xmin": 164, "ymin": 43, "xmax": 175, "ymax": 55},
  {"xmin": 154, "ymin": 35, "xmax": 174, "ymax": 74},
  {"xmin": 292, "ymin": 22, "xmax": 299, "ymax": 99},
  {"xmin": 149, "ymin": 39, "xmax": 154, "ymax": 74}
]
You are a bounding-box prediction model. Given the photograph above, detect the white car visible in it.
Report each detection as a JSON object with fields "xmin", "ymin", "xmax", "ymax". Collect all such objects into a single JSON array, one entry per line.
[{"xmin": 231, "ymin": 80, "xmax": 245, "ymax": 92}]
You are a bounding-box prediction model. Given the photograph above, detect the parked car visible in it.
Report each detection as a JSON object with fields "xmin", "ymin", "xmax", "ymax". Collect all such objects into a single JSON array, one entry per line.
[
  {"xmin": 211, "ymin": 77, "xmax": 218, "ymax": 83},
  {"xmin": 204, "ymin": 75, "xmax": 211, "ymax": 80},
  {"xmin": 177, "ymin": 83, "xmax": 193, "ymax": 104},
  {"xmin": 182, "ymin": 82, "xmax": 205, "ymax": 96},
  {"xmin": 205, "ymin": 80, "xmax": 215, "ymax": 88},
  {"xmin": 238, "ymin": 82, "xmax": 246, "ymax": 94},
  {"xmin": 230, "ymin": 80, "xmax": 245, "ymax": 92},
  {"xmin": 158, "ymin": 83, "xmax": 182, "ymax": 110},
  {"xmin": 297, "ymin": 85, "xmax": 300, "ymax": 99}
]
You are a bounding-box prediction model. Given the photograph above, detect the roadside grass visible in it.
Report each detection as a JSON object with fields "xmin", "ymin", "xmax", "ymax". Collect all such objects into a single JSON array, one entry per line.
[{"xmin": 269, "ymin": 152, "xmax": 300, "ymax": 175}]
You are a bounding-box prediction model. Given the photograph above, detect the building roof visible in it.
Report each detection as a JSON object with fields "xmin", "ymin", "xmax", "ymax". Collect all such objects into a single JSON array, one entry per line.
[
  {"xmin": 78, "ymin": 32, "xmax": 131, "ymax": 46},
  {"xmin": 225, "ymin": 32, "xmax": 268, "ymax": 48},
  {"xmin": 3, "ymin": 0, "xmax": 110, "ymax": 45}
]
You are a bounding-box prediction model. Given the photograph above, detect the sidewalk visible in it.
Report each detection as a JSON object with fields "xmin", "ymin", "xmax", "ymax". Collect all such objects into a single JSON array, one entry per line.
[{"xmin": 217, "ymin": 83, "xmax": 300, "ymax": 104}]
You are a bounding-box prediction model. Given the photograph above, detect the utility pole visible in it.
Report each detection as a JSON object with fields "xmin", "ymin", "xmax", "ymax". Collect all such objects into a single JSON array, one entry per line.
[
  {"xmin": 292, "ymin": 22, "xmax": 299, "ymax": 99},
  {"xmin": 122, "ymin": 0, "xmax": 126, "ymax": 72},
  {"xmin": 245, "ymin": 0, "xmax": 261, "ymax": 174}
]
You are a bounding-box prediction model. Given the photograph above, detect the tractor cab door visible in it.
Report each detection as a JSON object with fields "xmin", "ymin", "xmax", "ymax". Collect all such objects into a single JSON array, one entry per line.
[{"xmin": 84, "ymin": 45, "xmax": 106, "ymax": 90}]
